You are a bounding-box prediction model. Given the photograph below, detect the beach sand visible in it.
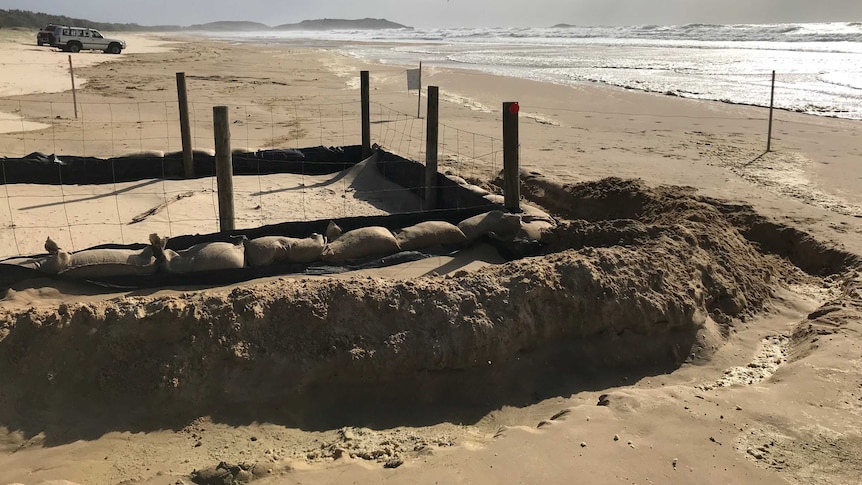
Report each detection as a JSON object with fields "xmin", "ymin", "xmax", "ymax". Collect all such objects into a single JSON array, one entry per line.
[{"xmin": 0, "ymin": 29, "xmax": 861, "ymax": 485}]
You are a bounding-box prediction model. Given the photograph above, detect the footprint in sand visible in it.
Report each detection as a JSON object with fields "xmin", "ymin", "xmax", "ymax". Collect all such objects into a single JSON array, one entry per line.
[
  {"xmin": 537, "ymin": 408, "xmax": 573, "ymax": 428},
  {"xmin": 550, "ymin": 409, "xmax": 571, "ymax": 421}
]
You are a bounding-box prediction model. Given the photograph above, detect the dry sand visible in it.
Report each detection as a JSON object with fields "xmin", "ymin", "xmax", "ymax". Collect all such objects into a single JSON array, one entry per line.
[
  {"xmin": 0, "ymin": 29, "xmax": 861, "ymax": 485},
  {"xmin": 0, "ymin": 29, "xmax": 177, "ymax": 134}
]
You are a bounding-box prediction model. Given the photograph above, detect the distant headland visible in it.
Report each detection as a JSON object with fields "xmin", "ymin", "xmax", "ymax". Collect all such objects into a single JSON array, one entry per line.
[
  {"xmin": 274, "ymin": 18, "xmax": 411, "ymax": 31},
  {"xmin": 0, "ymin": 9, "xmax": 411, "ymax": 32},
  {"xmin": 185, "ymin": 18, "xmax": 411, "ymax": 31}
]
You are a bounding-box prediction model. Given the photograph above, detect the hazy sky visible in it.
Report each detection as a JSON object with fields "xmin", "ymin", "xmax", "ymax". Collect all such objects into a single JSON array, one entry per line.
[{"xmin": 8, "ymin": 0, "xmax": 862, "ymax": 28}]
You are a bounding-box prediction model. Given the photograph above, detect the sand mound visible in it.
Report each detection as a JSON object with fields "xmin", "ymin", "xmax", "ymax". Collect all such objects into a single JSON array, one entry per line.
[
  {"xmin": 0, "ymin": 178, "xmax": 809, "ymax": 422},
  {"xmin": 520, "ymin": 175, "xmax": 859, "ymax": 275}
]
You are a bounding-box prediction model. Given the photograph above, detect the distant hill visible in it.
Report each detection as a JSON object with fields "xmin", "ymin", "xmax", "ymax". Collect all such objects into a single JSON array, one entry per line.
[
  {"xmin": 185, "ymin": 21, "xmax": 271, "ymax": 31},
  {"xmin": 274, "ymin": 18, "xmax": 410, "ymax": 30},
  {"xmin": 0, "ymin": 8, "xmax": 179, "ymax": 31},
  {"xmin": 0, "ymin": 9, "xmax": 411, "ymax": 33}
]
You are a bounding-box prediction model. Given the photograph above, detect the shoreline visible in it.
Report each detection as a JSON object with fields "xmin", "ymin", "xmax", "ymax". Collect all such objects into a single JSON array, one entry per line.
[
  {"xmin": 207, "ymin": 26, "xmax": 862, "ymax": 121},
  {"xmin": 2, "ymin": 33, "xmax": 860, "ymax": 130}
]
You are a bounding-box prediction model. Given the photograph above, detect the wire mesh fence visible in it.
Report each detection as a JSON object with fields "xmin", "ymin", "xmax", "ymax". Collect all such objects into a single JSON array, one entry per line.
[
  {"xmin": 0, "ymin": 99, "xmax": 364, "ymax": 157},
  {"xmin": 0, "ymin": 95, "xmax": 506, "ymax": 258},
  {"xmin": 2, "ymin": 66, "xmax": 833, "ymax": 259},
  {"xmin": 370, "ymin": 102, "xmax": 503, "ymax": 182}
]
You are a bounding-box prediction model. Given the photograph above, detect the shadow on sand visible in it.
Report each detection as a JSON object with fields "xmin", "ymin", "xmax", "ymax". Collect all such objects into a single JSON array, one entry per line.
[{"xmin": 0, "ymin": 328, "xmax": 693, "ymax": 448}]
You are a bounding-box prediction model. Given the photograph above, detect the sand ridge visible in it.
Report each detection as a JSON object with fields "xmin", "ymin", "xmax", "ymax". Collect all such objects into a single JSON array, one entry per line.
[{"xmin": 2, "ymin": 177, "xmax": 861, "ymax": 484}]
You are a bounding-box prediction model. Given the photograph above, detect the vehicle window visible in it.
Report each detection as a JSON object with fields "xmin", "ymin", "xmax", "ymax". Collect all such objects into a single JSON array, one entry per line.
[
  {"xmin": 83, "ymin": 31, "xmax": 91, "ymax": 37},
  {"xmin": 62, "ymin": 29, "xmax": 69, "ymax": 35},
  {"xmin": 93, "ymin": 32, "xmax": 103, "ymax": 38}
]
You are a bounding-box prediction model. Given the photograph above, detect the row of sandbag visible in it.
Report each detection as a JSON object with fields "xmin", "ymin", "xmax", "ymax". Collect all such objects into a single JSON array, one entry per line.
[{"xmin": 24, "ymin": 210, "xmax": 554, "ymax": 280}]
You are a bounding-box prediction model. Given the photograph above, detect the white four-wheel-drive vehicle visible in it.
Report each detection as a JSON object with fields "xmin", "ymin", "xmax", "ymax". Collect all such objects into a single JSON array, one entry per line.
[{"xmin": 41, "ymin": 25, "xmax": 126, "ymax": 54}]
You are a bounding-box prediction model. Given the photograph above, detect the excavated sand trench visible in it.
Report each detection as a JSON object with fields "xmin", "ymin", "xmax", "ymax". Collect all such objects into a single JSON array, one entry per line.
[{"xmin": 0, "ymin": 177, "xmax": 859, "ymax": 462}]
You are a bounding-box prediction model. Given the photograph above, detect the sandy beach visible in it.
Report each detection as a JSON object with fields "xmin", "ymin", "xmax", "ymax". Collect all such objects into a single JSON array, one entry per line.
[{"xmin": 0, "ymin": 26, "xmax": 861, "ymax": 485}]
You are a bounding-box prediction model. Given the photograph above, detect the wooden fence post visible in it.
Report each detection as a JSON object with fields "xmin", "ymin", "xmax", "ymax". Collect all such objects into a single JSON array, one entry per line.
[
  {"xmin": 213, "ymin": 106, "xmax": 235, "ymax": 232},
  {"xmin": 176, "ymin": 72, "xmax": 194, "ymax": 177},
  {"xmin": 767, "ymin": 70, "xmax": 776, "ymax": 152},
  {"xmin": 361, "ymin": 70, "xmax": 371, "ymax": 158},
  {"xmin": 68, "ymin": 55, "xmax": 78, "ymax": 119},
  {"xmin": 424, "ymin": 86, "xmax": 439, "ymax": 211},
  {"xmin": 502, "ymin": 101, "xmax": 520, "ymax": 212}
]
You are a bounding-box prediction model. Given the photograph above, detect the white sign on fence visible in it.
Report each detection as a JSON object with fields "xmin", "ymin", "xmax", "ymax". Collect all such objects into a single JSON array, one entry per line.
[{"xmin": 406, "ymin": 68, "xmax": 421, "ymax": 91}]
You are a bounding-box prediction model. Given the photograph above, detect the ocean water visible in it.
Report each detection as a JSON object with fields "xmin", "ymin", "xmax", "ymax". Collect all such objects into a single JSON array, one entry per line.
[{"xmin": 211, "ymin": 23, "xmax": 862, "ymax": 120}]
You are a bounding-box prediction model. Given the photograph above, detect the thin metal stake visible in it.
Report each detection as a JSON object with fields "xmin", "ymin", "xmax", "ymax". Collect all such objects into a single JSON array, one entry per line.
[{"xmin": 767, "ymin": 70, "xmax": 776, "ymax": 152}]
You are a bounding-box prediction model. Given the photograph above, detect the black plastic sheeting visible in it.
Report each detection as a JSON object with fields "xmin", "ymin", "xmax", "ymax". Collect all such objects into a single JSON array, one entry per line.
[
  {"xmin": 375, "ymin": 150, "xmax": 498, "ymax": 211},
  {"xmin": 0, "ymin": 147, "xmax": 510, "ymax": 290},
  {"xmin": 1, "ymin": 145, "xmax": 363, "ymax": 185}
]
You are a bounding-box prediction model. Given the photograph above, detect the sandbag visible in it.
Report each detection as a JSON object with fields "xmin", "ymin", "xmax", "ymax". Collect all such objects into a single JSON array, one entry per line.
[
  {"xmin": 446, "ymin": 174, "xmax": 468, "ymax": 185},
  {"xmin": 463, "ymin": 184, "xmax": 490, "ymax": 196},
  {"xmin": 325, "ymin": 221, "xmax": 343, "ymax": 242},
  {"xmin": 395, "ymin": 221, "xmax": 467, "ymax": 251},
  {"xmin": 520, "ymin": 206, "xmax": 555, "ymax": 223},
  {"xmin": 320, "ymin": 226, "xmax": 400, "ymax": 262},
  {"xmin": 118, "ymin": 150, "xmax": 165, "ymax": 158},
  {"xmin": 37, "ymin": 252, "xmax": 71, "ymax": 275},
  {"xmin": 483, "ymin": 194, "xmax": 555, "ymax": 222},
  {"xmin": 246, "ymin": 234, "xmax": 325, "ymax": 266},
  {"xmin": 34, "ymin": 237, "xmax": 157, "ymax": 277},
  {"xmin": 165, "ymin": 148, "xmax": 215, "ymax": 158},
  {"xmin": 458, "ymin": 210, "xmax": 522, "ymax": 243},
  {"xmin": 35, "ymin": 237, "xmax": 72, "ymax": 274},
  {"xmin": 150, "ymin": 234, "xmax": 246, "ymax": 274},
  {"xmin": 60, "ymin": 247, "xmax": 158, "ymax": 278},
  {"xmin": 518, "ymin": 219, "xmax": 557, "ymax": 242}
]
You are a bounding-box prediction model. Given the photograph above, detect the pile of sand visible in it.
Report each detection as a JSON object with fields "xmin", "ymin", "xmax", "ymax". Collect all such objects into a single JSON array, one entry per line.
[
  {"xmin": 0, "ymin": 179, "xmax": 807, "ymax": 413},
  {"xmin": 2, "ymin": 177, "xmax": 862, "ymax": 484}
]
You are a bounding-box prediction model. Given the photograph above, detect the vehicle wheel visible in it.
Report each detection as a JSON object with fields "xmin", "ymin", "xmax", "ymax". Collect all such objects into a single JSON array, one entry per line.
[
  {"xmin": 107, "ymin": 43, "xmax": 122, "ymax": 55},
  {"xmin": 37, "ymin": 40, "xmax": 44, "ymax": 46},
  {"xmin": 69, "ymin": 42, "xmax": 81, "ymax": 53}
]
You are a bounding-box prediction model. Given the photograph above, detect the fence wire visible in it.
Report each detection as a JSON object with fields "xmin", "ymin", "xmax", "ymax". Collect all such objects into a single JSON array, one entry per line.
[
  {"xmin": 370, "ymin": 102, "xmax": 503, "ymax": 182},
  {"xmin": 0, "ymin": 98, "xmax": 509, "ymax": 258},
  {"xmin": 0, "ymin": 68, "xmax": 812, "ymax": 260}
]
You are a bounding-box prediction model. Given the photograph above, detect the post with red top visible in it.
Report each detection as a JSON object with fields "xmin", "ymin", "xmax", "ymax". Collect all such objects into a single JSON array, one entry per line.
[
  {"xmin": 361, "ymin": 71, "xmax": 371, "ymax": 158},
  {"xmin": 424, "ymin": 86, "xmax": 439, "ymax": 211},
  {"xmin": 502, "ymin": 101, "xmax": 520, "ymax": 212}
]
